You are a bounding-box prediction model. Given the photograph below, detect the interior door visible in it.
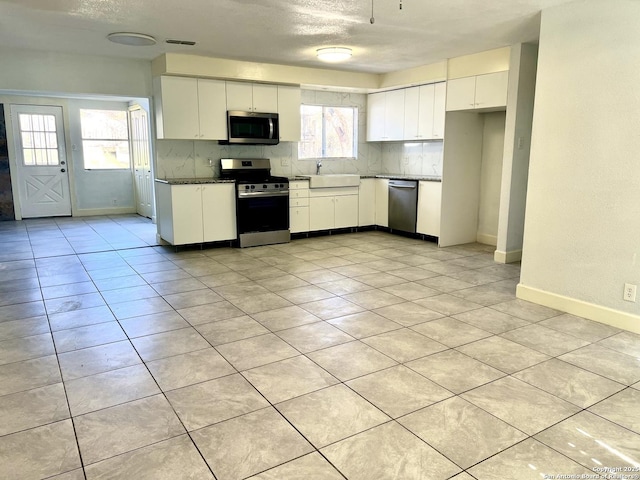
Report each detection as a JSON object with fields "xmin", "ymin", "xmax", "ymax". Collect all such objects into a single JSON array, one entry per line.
[
  {"xmin": 11, "ymin": 105, "xmax": 71, "ymax": 217},
  {"xmin": 129, "ymin": 105, "xmax": 154, "ymax": 219}
]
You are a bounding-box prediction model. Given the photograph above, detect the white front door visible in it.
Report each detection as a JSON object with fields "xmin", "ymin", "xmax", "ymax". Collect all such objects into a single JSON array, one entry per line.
[
  {"xmin": 11, "ymin": 105, "xmax": 71, "ymax": 217},
  {"xmin": 129, "ymin": 106, "xmax": 154, "ymax": 219}
]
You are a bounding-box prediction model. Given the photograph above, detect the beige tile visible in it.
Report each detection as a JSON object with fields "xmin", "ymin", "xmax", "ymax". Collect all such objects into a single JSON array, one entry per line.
[
  {"xmin": 380, "ymin": 281, "xmax": 441, "ymax": 301},
  {"xmin": 146, "ymin": 348, "xmax": 236, "ymax": 391},
  {"xmin": 196, "ymin": 315, "xmax": 269, "ymax": 346},
  {"xmin": 388, "ymin": 266, "xmax": 441, "ymax": 281},
  {"xmin": 131, "ymin": 327, "xmax": 210, "ymax": 362},
  {"xmin": 417, "ymin": 275, "xmax": 475, "ymax": 293},
  {"xmin": 462, "ymin": 377, "xmax": 580, "ymax": 435},
  {"xmin": 99, "ymin": 285, "xmax": 159, "ymax": 305},
  {"xmin": 49, "ymin": 305, "xmax": 116, "ymax": 332},
  {"xmin": 0, "ymin": 332, "xmax": 55, "ymax": 365},
  {"xmin": 118, "ymin": 311, "xmax": 189, "ymax": 338},
  {"xmin": 347, "ymin": 365, "xmax": 453, "ymax": 418},
  {"xmin": 150, "ymin": 277, "xmax": 209, "ymax": 296},
  {"xmin": 540, "ymin": 313, "xmax": 620, "ymax": 342},
  {"xmin": 308, "ymin": 341, "xmax": 397, "ymax": 381},
  {"xmin": 328, "ymin": 311, "xmax": 402, "ymax": 339},
  {"xmin": 321, "ymin": 422, "xmax": 461, "ymax": 480},
  {"xmin": 452, "ymin": 307, "xmax": 529, "ymax": 334},
  {"xmin": 0, "ymin": 383, "xmax": 69, "ymax": 436},
  {"xmin": 277, "ymin": 384, "xmax": 389, "ymax": 448},
  {"xmin": 588, "ymin": 388, "xmax": 640, "ymax": 433},
  {"xmin": 84, "ymin": 435, "xmax": 214, "ymax": 480},
  {"xmin": 166, "ymin": 374, "xmax": 268, "ymax": 431},
  {"xmin": 230, "ymin": 292, "xmax": 293, "ymax": 314},
  {"xmin": 65, "ymin": 363, "xmax": 160, "ymax": 416},
  {"xmin": 411, "ymin": 317, "xmax": 492, "ymax": 347},
  {"xmin": 500, "ymin": 323, "xmax": 591, "ymax": 356},
  {"xmin": 74, "ymin": 394, "xmax": 185, "ymax": 465},
  {"xmin": 300, "ymin": 297, "xmax": 365, "ymax": 320},
  {"xmin": 162, "ymin": 289, "xmax": 223, "ymax": 309},
  {"xmin": 216, "ymin": 333, "xmax": 299, "ymax": 371},
  {"xmin": 109, "ymin": 297, "xmax": 173, "ymax": 320},
  {"xmin": 414, "ymin": 293, "xmax": 482, "ymax": 316},
  {"xmin": 457, "ymin": 336, "xmax": 550, "ymax": 374},
  {"xmin": 399, "ymin": 397, "xmax": 527, "ymax": 468},
  {"xmin": 597, "ymin": 331, "xmax": 640, "ymax": 357},
  {"xmin": 214, "ymin": 281, "xmax": 271, "ymax": 299},
  {"xmin": 192, "ymin": 407, "xmax": 313, "ymax": 480},
  {"xmin": 315, "ymin": 278, "xmax": 374, "ymax": 295},
  {"xmin": 407, "ymin": 349, "xmax": 505, "ymax": 394},
  {"xmin": 58, "ymin": 340, "xmax": 141, "ymax": 381},
  {"xmin": 242, "ymin": 355, "xmax": 338, "ymax": 404},
  {"xmin": 251, "ymin": 305, "xmax": 321, "ymax": 331},
  {"xmin": 559, "ymin": 344, "xmax": 640, "ymax": 385},
  {"xmin": 342, "ymin": 290, "xmax": 405, "ymax": 310},
  {"xmin": 276, "ymin": 321, "xmax": 354, "ymax": 353},
  {"xmin": 44, "ymin": 292, "xmax": 106, "ymax": 314},
  {"xmin": 276, "ymin": 285, "xmax": 335, "ymax": 304},
  {"xmin": 373, "ymin": 301, "xmax": 444, "ymax": 327},
  {"xmin": 0, "ymin": 420, "xmax": 81, "ymax": 479},
  {"xmin": 356, "ymin": 272, "xmax": 407, "ymax": 288},
  {"xmin": 362, "ymin": 328, "xmax": 448, "ymax": 363},
  {"xmin": 248, "ymin": 452, "xmax": 343, "ymax": 480},
  {"xmin": 514, "ymin": 359, "xmax": 625, "ymax": 408},
  {"xmin": 0, "ymin": 315, "xmax": 49, "ymax": 342},
  {"xmin": 52, "ymin": 321, "xmax": 127, "ymax": 353},
  {"xmin": 468, "ymin": 438, "xmax": 592, "ymax": 480},
  {"xmin": 535, "ymin": 411, "xmax": 640, "ymax": 472},
  {"xmin": 257, "ymin": 274, "xmax": 311, "ymax": 291},
  {"xmin": 0, "ymin": 355, "xmax": 62, "ymax": 396},
  {"xmin": 199, "ymin": 271, "xmax": 250, "ymax": 288},
  {"xmin": 489, "ymin": 298, "xmax": 561, "ymax": 322},
  {"xmin": 178, "ymin": 301, "xmax": 246, "ymax": 326}
]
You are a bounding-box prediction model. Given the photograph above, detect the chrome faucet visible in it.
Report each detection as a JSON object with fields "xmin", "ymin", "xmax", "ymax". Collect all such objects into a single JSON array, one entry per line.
[{"xmin": 316, "ymin": 159, "xmax": 323, "ymax": 175}]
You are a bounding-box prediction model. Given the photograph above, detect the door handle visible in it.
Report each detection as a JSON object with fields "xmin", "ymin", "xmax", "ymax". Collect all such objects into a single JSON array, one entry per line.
[
  {"xmin": 60, "ymin": 161, "xmax": 66, "ymax": 165},
  {"xmin": 60, "ymin": 168, "xmax": 66, "ymax": 172}
]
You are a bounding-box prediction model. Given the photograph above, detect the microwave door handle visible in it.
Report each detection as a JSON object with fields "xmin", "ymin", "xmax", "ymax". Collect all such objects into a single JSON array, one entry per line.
[{"xmin": 269, "ymin": 118, "xmax": 274, "ymax": 139}]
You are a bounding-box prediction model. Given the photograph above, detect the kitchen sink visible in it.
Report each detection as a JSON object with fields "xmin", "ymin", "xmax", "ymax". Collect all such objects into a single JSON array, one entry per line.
[{"xmin": 302, "ymin": 174, "xmax": 360, "ymax": 188}]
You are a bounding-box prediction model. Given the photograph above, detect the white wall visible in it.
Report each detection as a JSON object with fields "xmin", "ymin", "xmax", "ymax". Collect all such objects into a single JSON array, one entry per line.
[
  {"xmin": 519, "ymin": 0, "xmax": 640, "ymax": 329},
  {"xmin": 477, "ymin": 112, "xmax": 506, "ymax": 245}
]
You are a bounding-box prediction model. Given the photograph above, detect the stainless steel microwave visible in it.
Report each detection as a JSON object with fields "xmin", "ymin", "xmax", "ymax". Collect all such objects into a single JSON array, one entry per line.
[{"xmin": 225, "ymin": 111, "xmax": 279, "ymax": 145}]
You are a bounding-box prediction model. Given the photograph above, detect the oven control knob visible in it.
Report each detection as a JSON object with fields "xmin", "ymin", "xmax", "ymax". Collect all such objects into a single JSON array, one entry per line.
[
  {"xmin": 251, "ymin": 185, "xmax": 255, "ymax": 189},
  {"xmin": 245, "ymin": 185, "xmax": 250, "ymax": 190},
  {"xmin": 263, "ymin": 185, "xmax": 267, "ymax": 189}
]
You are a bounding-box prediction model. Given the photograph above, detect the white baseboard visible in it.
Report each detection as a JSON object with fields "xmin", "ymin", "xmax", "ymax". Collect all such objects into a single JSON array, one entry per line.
[
  {"xmin": 517, "ymin": 284, "xmax": 640, "ymax": 334},
  {"xmin": 494, "ymin": 249, "xmax": 522, "ymax": 264},
  {"xmin": 74, "ymin": 207, "xmax": 136, "ymax": 217},
  {"xmin": 476, "ymin": 233, "xmax": 497, "ymax": 246}
]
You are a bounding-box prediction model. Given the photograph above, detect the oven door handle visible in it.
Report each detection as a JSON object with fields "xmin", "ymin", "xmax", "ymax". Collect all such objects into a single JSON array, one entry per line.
[{"xmin": 238, "ymin": 190, "xmax": 289, "ymax": 198}]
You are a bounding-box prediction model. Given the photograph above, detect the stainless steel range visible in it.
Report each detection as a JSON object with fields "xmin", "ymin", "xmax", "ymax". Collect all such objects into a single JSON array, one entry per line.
[{"xmin": 220, "ymin": 158, "xmax": 290, "ymax": 248}]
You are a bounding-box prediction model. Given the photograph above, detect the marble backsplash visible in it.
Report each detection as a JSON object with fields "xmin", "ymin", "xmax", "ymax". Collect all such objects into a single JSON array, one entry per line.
[{"xmin": 154, "ymin": 89, "xmax": 443, "ymax": 180}]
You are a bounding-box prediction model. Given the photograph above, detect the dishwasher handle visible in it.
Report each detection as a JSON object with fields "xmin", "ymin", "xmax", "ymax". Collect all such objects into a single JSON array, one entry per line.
[{"xmin": 389, "ymin": 180, "xmax": 417, "ymax": 189}]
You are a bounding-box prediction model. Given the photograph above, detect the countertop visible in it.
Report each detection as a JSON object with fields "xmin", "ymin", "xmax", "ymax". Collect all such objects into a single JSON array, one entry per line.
[
  {"xmin": 156, "ymin": 174, "xmax": 442, "ymax": 185},
  {"xmin": 155, "ymin": 178, "xmax": 235, "ymax": 185}
]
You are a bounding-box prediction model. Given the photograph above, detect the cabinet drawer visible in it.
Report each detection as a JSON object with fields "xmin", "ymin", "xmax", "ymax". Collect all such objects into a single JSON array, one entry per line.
[
  {"xmin": 290, "ymin": 197, "xmax": 309, "ymax": 207},
  {"xmin": 290, "ymin": 189, "xmax": 309, "ymax": 198},
  {"xmin": 289, "ymin": 180, "xmax": 310, "ymax": 190}
]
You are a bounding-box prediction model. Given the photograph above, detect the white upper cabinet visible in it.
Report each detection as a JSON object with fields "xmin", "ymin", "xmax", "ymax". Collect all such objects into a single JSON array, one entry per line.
[
  {"xmin": 154, "ymin": 76, "xmax": 226, "ymax": 140},
  {"xmin": 277, "ymin": 85, "xmax": 301, "ymax": 142},
  {"xmin": 446, "ymin": 71, "xmax": 509, "ymax": 111},
  {"xmin": 367, "ymin": 89, "xmax": 405, "ymax": 141},
  {"xmin": 226, "ymin": 82, "xmax": 278, "ymax": 112},
  {"xmin": 371, "ymin": 82, "xmax": 445, "ymax": 142}
]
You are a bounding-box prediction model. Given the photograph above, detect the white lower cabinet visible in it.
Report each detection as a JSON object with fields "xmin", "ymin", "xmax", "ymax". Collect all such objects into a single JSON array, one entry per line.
[
  {"xmin": 289, "ymin": 180, "xmax": 310, "ymax": 233},
  {"xmin": 416, "ymin": 181, "xmax": 442, "ymax": 237},
  {"xmin": 309, "ymin": 187, "xmax": 359, "ymax": 231},
  {"xmin": 358, "ymin": 178, "xmax": 376, "ymax": 226},
  {"xmin": 375, "ymin": 178, "xmax": 389, "ymax": 227},
  {"xmin": 156, "ymin": 182, "xmax": 236, "ymax": 245}
]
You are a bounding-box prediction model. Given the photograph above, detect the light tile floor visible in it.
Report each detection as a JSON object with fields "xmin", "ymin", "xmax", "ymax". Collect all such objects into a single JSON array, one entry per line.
[{"xmin": 1, "ymin": 215, "xmax": 639, "ymax": 479}]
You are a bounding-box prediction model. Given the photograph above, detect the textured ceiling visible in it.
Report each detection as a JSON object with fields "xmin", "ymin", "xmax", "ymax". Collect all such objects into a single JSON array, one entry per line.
[{"xmin": 0, "ymin": 0, "xmax": 575, "ymax": 73}]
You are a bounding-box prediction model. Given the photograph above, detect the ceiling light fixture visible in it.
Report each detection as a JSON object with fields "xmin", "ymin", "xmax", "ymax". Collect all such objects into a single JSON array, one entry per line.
[
  {"xmin": 316, "ymin": 47, "xmax": 352, "ymax": 63},
  {"xmin": 107, "ymin": 32, "xmax": 157, "ymax": 46}
]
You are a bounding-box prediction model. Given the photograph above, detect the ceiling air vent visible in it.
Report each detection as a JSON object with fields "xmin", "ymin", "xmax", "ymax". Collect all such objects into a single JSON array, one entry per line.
[{"xmin": 166, "ymin": 39, "xmax": 196, "ymax": 46}]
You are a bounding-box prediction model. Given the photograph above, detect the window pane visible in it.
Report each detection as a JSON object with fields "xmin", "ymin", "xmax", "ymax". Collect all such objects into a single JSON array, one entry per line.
[
  {"xmin": 83, "ymin": 140, "xmax": 130, "ymax": 169},
  {"xmin": 23, "ymin": 149, "xmax": 34, "ymax": 166},
  {"xmin": 299, "ymin": 105, "xmax": 323, "ymax": 159},
  {"xmin": 324, "ymin": 106, "xmax": 355, "ymax": 158},
  {"xmin": 19, "ymin": 114, "xmax": 32, "ymax": 131},
  {"xmin": 46, "ymin": 133, "xmax": 58, "ymax": 149},
  {"xmin": 80, "ymin": 109, "xmax": 129, "ymax": 140},
  {"xmin": 45, "ymin": 115, "xmax": 56, "ymax": 132}
]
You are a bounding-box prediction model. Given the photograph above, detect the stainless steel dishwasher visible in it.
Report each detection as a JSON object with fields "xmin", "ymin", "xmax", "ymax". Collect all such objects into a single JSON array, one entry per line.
[{"xmin": 388, "ymin": 179, "xmax": 418, "ymax": 233}]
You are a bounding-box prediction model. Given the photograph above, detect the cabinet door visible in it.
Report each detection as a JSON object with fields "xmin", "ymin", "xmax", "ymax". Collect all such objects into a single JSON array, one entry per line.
[
  {"xmin": 416, "ymin": 181, "xmax": 442, "ymax": 237},
  {"xmin": 403, "ymin": 87, "xmax": 420, "ymax": 140},
  {"xmin": 309, "ymin": 196, "xmax": 335, "ymax": 231},
  {"xmin": 417, "ymin": 84, "xmax": 436, "ymax": 140},
  {"xmin": 172, "ymin": 185, "xmax": 204, "ymax": 245},
  {"xmin": 432, "ymin": 82, "xmax": 446, "ymax": 139},
  {"xmin": 375, "ymin": 178, "xmax": 389, "ymax": 227},
  {"xmin": 367, "ymin": 92, "xmax": 386, "ymax": 141},
  {"xmin": 226, "ymin": 82, "xmax": 253, "ymax": 111},
  {"xmin": 252, "ymin": 84, "xmax": 278, "ymax": 112},
  {"xmin": 290, "ymin": 207, "xmax": 309, "ymax": 233},
  {"xmin": 358, "ymin": 179, "xmax": 376, "ymax": 226},
  {"xmin": 278, "ymin": 86, "xmax": 301, "ymax": 142},
  {"xmin": 155, "ymin": 76, "xmax": 199, "ymax": 139},
  {"xmin": 474, "ymin": 71, "xmax": 509, "ymax": 109},
  {"xmin": 197, "ymin": 79, "xmax": 227, "ymax": 140},
  {"xmin": 446, "ymin": 76, "xmax": 476, "ymax": 111},
  {"xmin": 201, "ymin": 184, "xmax": 237, "ymax": 242},
  {"xmin": 334, "ymin": 195, "xmax": 359, "ymax": 229},
  {"xmin": 384, "ymin": 89, "xmax": 405, "ymax": 141}
]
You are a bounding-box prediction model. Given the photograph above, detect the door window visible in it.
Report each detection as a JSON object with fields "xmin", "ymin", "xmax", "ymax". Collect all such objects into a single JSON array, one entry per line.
[{"xmin": 18, "ymin": 113, "xmax": 60, "ymax": 166}]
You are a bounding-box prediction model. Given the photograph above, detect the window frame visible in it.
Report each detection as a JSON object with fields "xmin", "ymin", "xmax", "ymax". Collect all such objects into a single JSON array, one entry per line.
[
  {"xmin": 79, "ymin": 108, "xmax": 131, "ymax": 171},
  {"xmin": 298, "ymin": 104, "xmax": 358, "ymax": 160}
]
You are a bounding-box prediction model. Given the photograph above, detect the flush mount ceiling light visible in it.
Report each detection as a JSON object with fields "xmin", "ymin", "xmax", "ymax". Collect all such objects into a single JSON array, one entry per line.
[
  {"xmin": 107, "ymin": 32, "xmax": 157, "ymax": 46},
  {"xmin": 316, "ymin": 47, "xmax": 352, "ymax": 63}
]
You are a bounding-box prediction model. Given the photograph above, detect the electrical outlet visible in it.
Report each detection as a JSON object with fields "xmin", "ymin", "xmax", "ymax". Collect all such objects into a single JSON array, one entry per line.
[
  {"xmin": 623, "ymin": 283, "xmax": 637, "ymax": 302},
  {"xmin": 112, "ymin": 199, "xmax": 117, "ymax": 206}
]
